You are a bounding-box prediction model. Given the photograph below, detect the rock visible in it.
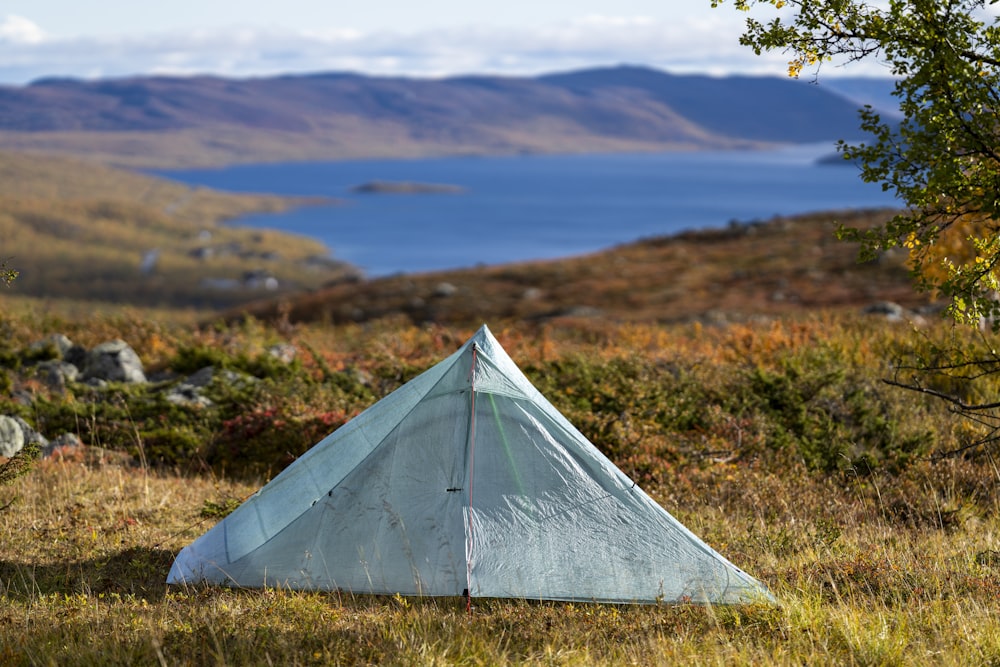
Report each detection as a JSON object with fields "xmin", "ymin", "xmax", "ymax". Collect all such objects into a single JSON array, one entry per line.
[
  {"xmin": 267, "ymin": 343, "xmax": 297, "ymax": 364},
  {"xmin": 13, "ymin": 416, "xmax": 48, "ymax": 450},
  {"xmin": 163, "ymin": 366, "xmax": 256, "ymax": 408},
  {"xmin": 243, "ymin": 270, "xmax": 279, "ymax": 290},
  {"xmin": 42, "ymin": 433, "xmax": 83, "ymax": 459},
  {"xmin": 0, "ymin": 416, "xmax": 25, "ymax": 457},
  {"xmin": 433, "ymin": 282, "xmax": 458, "ymax": 298},
  {"xmin": 30, "ymin": 333, "xmax": 75, "ymax": 359},
  {"xmin": 35, "ymin": 360, "xmax": 81, "ymax": 389},
  {"xmin": 164, "ymin": 384, "xmax": 213, "ymax": 408},
  {"xmin": 83, "ymin": 340, "xmax": 147, "ymax": 383},
  {"xmin": 863, "ymin": 301, "xmax": 905, "ymax": 322},
  {"xmin": 184, "ymin": 366, "xmax": 217, "ymax": 388},
  {"xmin": 164, "ymin": 366, "xmax": 216, "ymax": 407},
  {"xmin": 345, "ymin": 366, "xmax": 374, "ymax": 388},
  {"xmin": 522, "ymin": 287, "xmax": 543, "ymax": 301},
  {"xmin": 64, "ymin": 344, "xmax": 87, "ymax": 369}
]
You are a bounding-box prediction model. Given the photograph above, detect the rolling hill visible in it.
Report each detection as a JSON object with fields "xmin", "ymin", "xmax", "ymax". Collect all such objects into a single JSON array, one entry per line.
[
  {"xmin": 0, "ymin": 150, "xmax": 357, "ymax": 313},
  {"xmin": 225, "ymin": 208, "xmax": 929, "ymax": 329},
  {"xmin": 0, "ymin": 65, "xmax": 881, "ymax": 168}
]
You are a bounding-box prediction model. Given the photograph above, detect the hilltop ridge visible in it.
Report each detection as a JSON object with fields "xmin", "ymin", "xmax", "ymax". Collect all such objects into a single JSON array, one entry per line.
[{"xmin": 0, "ymin": 65, "xmax": 884, "ymax": 168}]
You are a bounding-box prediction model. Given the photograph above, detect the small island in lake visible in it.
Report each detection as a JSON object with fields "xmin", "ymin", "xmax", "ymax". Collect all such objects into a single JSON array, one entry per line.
[{"xmin": 349, "ymin": 180, "xmax": 467, "ymax": 195}]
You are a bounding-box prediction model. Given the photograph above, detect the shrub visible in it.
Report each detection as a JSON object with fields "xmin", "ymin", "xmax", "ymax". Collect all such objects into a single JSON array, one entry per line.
[{"xmin": 208, "ymin": 407, "xmax": 352, "ymax": 478}]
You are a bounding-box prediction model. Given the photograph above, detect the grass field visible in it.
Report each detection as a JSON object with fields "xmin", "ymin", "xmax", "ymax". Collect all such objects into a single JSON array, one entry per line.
[{"xmin": 2, "ymin": 314, "xmax": 999, "ymax": 665}]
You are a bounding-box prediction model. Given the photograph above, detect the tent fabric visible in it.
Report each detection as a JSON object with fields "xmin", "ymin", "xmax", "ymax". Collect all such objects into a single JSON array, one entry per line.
[{"xmin": 167, "ymin": 325, "xmax": 773, "ymax": 604}]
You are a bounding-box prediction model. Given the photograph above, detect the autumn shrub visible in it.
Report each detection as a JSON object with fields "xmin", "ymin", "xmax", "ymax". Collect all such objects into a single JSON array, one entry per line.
[
  {"xmin": 728, "ymin": 360, "xmax": 933, "ymax": 473},
  {"xmin": 208, "ymin": 407, "xmax": 352, "ymax": 478}
]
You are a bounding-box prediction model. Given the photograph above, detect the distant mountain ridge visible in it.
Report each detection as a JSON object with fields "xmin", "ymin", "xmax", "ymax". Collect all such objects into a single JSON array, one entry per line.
[{"xmin": 0, "ymin": 65, "xmax": 891, "ymax": 168}]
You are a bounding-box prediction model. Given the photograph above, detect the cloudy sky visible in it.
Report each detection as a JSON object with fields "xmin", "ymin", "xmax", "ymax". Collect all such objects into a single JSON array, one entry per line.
[{"xmin": 0, "ymin": 1, "xmax": 897, "ymax": 84}]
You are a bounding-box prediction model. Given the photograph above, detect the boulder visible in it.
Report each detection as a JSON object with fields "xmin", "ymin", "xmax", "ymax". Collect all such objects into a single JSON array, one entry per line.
[
  {"xmin": 42, "ymin": 433, "xmax": 83, "ymax": 459},
  {"xmin": 863, "ymin": 301, "xmax": 905, "ymax": 322},
  {"xmin": 433, "ymin": 282, "xmax": 458, "ymax": 298},
  {"xmin": 64, "ymin": 344, "xmax": 88, "ymax": 369},
  {"xmin": 35, "ymin": 359, "xmax": 81, "ymax": 389},
  {"xmin": 163, "ymin": 366, "xmax": 256, "ymax": 408},
  {"xmin": 83, "ymin": 340, "xmax": 147, "ymax": 383},
  {"xmin": 267, "ymin": 343, "xmax": 297, "ymax": 364},
  {"xmin": 0, "ymin": 416, "xmax": 25, "ymax": 457},
  {"xmin": 12, "ymin": 416, "xmax": 48, "ymax": 450},
  {"xmin": 30, "ymin": 333, "xmax": 75, "ymax": 359}
]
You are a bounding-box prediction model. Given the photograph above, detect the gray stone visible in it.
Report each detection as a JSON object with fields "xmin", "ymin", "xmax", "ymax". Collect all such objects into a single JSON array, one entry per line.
[
  {"xmin": 433, "ymin": 282, "xmax": 458, "ymax": 298},
  {"xmin": 863, "ymin": 301, "xmax": 905, "ymax": 322},
  {"xmin": 30, "ymin": 333, "xmax": 75, "ymax": 359},
  {"xmin": 83, "ymin": 339, "xmax": 147, "ymax": 383},
  {"xmin": 267, "ymin": 343, "xmax": 297, "ymax": 364},
  {"xmin": 35, "ymin": 360, "xmax": 80, "ymax": 389},
  {"xmin": 42, "ymin": 433, "xmax": 83, "ymax": 458},
  {"xmin": 185, "ymin": 366, "xmax": 217, "ymax": 388},
  {"xmin": 13, "ymin": 416, "xmax": 48, "ymax": 449},
  {"xmin": 0, "ymin": 416, "xmax": 24, "ymax": 457},
  {"xmin": 522, "ymin": 287, "xmax": 543, "ymax": 301},
  {"xmin": 64, "ymin": 344, "xmax": 87, "ymax": 369},
  {"xmin": 164, "ymin": 384, "xmax": 214, "ymax": 408},
  {"xmin": 163, "ymin": 366, "xmax": 256, "ymax": 408}
]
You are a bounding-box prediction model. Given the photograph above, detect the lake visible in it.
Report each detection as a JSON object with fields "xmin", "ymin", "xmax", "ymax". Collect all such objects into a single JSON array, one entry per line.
[{"xmin": 156, "ymin": 144, "xmax": 898, "ymax": 277}]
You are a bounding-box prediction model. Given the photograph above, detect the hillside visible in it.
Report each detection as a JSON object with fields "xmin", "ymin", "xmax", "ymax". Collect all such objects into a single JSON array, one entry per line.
[
  {"xmin": 0, "ymin": 146, "xmax": 923, "ymax": 324},
  {"xmin": 0, "ymin": 66, "xmax": 876, "ymax": 168},
  {"xmin": 0, "ymin": 151, "xmax": 358, "ymax": 312},
  {"xmin": 228, "ymin": 208, "xmax": 929, "ymax": 328}
]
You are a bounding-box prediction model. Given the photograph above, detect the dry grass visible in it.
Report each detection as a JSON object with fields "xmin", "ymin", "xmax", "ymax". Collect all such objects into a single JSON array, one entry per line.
[
  {"xmin": 1, "ymin": 314, "xmax": 999, "ymax": 665},
  {"xmin": 1, "ymin": 456, "xmax": 999, "ymax": 666}
]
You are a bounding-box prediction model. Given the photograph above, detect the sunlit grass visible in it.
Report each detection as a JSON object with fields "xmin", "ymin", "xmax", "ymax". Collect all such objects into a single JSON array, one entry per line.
[
  {"xmin": 1, "ymin": 312, "xmax": 999, "ymax": 664},
  {"xmin": 2, "ymin": 456, "xmax": 999, "ymax": 665}
]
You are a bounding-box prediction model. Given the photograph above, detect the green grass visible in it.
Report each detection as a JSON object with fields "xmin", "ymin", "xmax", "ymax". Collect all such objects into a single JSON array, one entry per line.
[{"xmin": 1, "ymin": 313, "xmax": 999, "ymax": 664}]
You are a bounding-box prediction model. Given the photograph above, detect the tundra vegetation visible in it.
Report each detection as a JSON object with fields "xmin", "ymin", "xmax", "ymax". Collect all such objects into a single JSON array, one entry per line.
[
  {"xmin": 0, "ymin": 151, "xmax": 354, "ymax": 312},
  {"xmin": 1, "ymin": 310, "xmax": 1000, "ymax": 665}
]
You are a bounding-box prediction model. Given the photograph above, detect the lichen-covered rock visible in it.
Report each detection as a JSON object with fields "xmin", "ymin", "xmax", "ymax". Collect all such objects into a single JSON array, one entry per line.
[
  {"xmin": 83, "ymin": 339, "xmax": 147, "ymax": 383},
  {"xmin": 30, "ymin": 333, "xmax": 75, "ymax": 359},
  {"xmin": 12, "ymin": 416, "xmax": 48, "ymax": 450},
  {"xmin": 163, "ymin": 366, "xmax": 257, "ymax": 408},
  {"xmin": 0, "ymin": 415, "xmax": 25, "ymax": 457},
  {"xmin": 267, "ymin": 343, "xmax": 297, "ymax": 364},
  {"xmin": 35, "ymin": 359, "xmax": 81, "ymax": 389}
]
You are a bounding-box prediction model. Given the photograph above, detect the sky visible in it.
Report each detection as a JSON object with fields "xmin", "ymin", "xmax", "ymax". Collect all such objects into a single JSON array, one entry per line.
[{"xmin": 0, "ymin": 1, "xmax": 903, "ymax": 85}]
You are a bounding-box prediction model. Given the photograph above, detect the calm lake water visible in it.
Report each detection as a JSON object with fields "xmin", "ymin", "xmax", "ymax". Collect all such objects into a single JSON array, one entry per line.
[{"xmin": 157, "ymin": 144, "xmax": 898, "ymax": 277}]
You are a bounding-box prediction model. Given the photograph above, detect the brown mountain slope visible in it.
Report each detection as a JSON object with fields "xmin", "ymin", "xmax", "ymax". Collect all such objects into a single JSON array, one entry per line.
[{"xmin": 228, "ymin": 208, "xmax": 930, "ymax": 328}]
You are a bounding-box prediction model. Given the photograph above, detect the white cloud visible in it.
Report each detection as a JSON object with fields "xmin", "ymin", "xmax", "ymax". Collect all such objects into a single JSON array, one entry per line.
[
  {"xmin": 0, "ymin": 15, "xmax": 47, "ymax": 45},
  {"xmin": 0, "ymin": 16, "xmax": 895, "ymax": 85}
]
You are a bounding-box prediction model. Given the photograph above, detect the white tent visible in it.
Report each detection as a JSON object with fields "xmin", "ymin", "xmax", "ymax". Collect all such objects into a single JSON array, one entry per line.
[{"xmin": 168, "ymin": 325, "xmax": 772, "ymax": 604}]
